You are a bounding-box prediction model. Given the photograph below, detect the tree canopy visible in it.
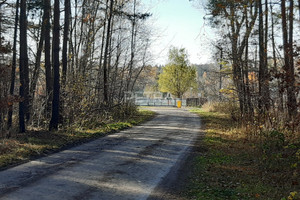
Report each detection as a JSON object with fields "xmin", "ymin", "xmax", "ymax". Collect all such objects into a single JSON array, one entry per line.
[{"xmin": 158, "ymin": 47, "xmax": 197, "ymax": 98}]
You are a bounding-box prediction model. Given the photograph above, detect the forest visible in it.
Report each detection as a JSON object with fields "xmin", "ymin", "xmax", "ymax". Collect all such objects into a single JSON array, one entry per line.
[
  {"xmin": 200, "ymin": 0, "xmax": 300, "ymax": 128},
  {"xmin": 0, "ymin": 0, "xmax": 152, "ymax": 134}
]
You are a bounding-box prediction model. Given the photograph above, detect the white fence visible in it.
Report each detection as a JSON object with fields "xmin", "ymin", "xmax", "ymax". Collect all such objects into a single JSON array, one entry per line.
[{"xmin": 134, "ymin": 98, "xmax": 186, "ymax": 106}]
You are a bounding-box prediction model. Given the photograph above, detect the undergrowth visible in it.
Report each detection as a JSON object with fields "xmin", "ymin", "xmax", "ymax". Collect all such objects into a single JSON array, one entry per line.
[
  {"xmin": 0, "ymin": 108, "xmax": 155, "ymax": 170},
  {"xmin": 188, "ymin": 107, "xmax": 300, "ymax": 200}
]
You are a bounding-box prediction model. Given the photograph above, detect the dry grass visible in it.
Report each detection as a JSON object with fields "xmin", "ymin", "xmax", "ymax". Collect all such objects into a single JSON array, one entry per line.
[
  {"xmin": 187, "ymin": 108, "xmax": 300, "ymax": 200},
  {"xmin": 0, "ymin": 109, "xmax": 155, "ymax": 170}
]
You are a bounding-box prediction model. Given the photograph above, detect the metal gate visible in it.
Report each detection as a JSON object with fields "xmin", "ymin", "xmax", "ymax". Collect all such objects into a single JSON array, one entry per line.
[{"xmin": 134, "ymin": 98, "xmax": 186, "ymax": 106}]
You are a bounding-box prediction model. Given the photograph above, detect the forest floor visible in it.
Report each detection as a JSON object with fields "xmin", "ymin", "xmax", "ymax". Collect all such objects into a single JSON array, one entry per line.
[
  {"xmin": 0, "ymin": 109, "xmax": 155, "ymax": 170},
  {"xmin": 183, "ymin": 108, "xmax": 300, "ymax": 200}
]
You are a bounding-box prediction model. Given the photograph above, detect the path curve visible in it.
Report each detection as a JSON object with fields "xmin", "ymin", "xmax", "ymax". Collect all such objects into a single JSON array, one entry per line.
[{"xmin": 0, "ymin": 107, "xmax": 201, "ymax": 200}]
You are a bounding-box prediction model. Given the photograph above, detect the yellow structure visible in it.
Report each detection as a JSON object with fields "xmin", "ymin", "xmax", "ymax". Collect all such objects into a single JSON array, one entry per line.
[{"xmin": 177, "ymin": 100, "xmax": 182, "ymax": 108}]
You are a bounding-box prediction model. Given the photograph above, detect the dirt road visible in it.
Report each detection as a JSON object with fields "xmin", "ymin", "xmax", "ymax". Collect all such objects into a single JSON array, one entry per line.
[{"xmin": 0, "ymin": 107, "xmax": 201, "ymax": 200}]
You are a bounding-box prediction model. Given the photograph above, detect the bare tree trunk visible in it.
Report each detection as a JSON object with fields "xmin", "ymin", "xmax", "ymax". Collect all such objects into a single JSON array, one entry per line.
[
  {"xmin": 75, "ymin": 0, "xmax": 86, "ymax": 73},
  {"xmin": 127, "ymin": 0, "xmax": 137, "ymax": 92},
  {"xmin": 19, "ymin": 0, "xmax": 29, "ymax": 132},
  {"xmin": 288, "ymin": 0, "xmax": 297, "ymax": 116},
  {"xmin": 68, "ymin": 15, "xmax": 74, "ymax": 77},
  {"xmin": 79, "ymin": 1, "xmax": 87, "ymax": 74},
  {"xmin": 270, "ymin": 4, "xmax": 284, "ymax": 112},
  {"xmin": 258, "ymin": 0, "xmax": 270, "ymax": 113},
  {"xmin": 244, "ymin": 8, "xmax": 253, "ymax": 119},
  {"xmin": 281, "ymin": 0, "xmax": 297, "ymax": 118},
  {"xmin": 245, "ymin": 36, "xmax": 253, "ymax": 118},
  {"xmin": 97, "ymin": 11, "xmax": 107, "ymax": 103},
  {"xmin": 103, "ymin": 0, "xmax": 114, "ymax": 104},
  {"xmin": 44, "ymin": 0, "xmax": 52, "ymax": 117},
  {"xmin": 29, "ymin": 12, "xmax": 46, "ymax": 118},
  {"xmin": 7, "ymin": 0, "xmax": 19, "ymax": 130},
  {"xmin": 230, "ymin": 4, "xmax": 244, "ymax": 115},
  {"xmin": 49, "ymin": 0, "xmax": 60, "ymax": 131},
  {"xmin": 107, "ymin": 14, "xmax": 115, "ymax": 103},
  {"xmin": 69, "ymin": 0, "xmax": 78, "ymax": 77},
  {"xmin": 219, "ymin": 48, "xmax": 223, "ymax": 101},
  {"xmin": 60, "ymin": 0, "xmax": 70, "ymax": 124},
  {"xmin": 62, "ymin": 0, "xmax": 70, "ymax": 87},
  {"xmin": 264, "ymin": 0, "xmax": 268, "ymax": 55}
]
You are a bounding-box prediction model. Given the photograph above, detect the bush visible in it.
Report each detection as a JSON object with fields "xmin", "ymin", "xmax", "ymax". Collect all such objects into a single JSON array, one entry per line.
[
  {"xmin": 201, "ymin": 101, "xmax": 240, "ymax": 120},
  {"xmin": 111, "ymin": 102, "xmax": 138, "ymax": 120},
  {"xmin": 261, "ymin": 130, "xmax": 285, "ymax": 152}
]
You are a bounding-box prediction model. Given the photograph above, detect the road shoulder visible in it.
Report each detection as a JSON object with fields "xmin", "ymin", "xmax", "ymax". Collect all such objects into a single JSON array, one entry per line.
[{"xmin": 147, "ymin": 131, "xmax": 206, "ymax": 200}]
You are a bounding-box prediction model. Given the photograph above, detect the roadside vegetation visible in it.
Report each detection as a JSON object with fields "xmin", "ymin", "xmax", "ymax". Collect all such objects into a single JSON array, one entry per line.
[
  {"xmin": 187, "ymin": 103, "xmax": 300, "ymax": 200},
  {"xmin": 0, "ymin": 108, "xmax": 155, "ymax": 170},
  {"xmin": 184, "ymin": 1, "xmax": 300, "ymax": 199}
]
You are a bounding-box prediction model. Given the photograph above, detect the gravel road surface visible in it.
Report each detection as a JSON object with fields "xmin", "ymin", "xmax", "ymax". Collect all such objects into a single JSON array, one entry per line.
[{"xmin": 0, "ymin": 107, "xmax": 201, "ymax": 200}]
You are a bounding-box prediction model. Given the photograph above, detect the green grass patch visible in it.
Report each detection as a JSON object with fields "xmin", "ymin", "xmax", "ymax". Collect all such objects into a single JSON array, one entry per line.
[
  {"xmin": 187, "ymin": 108, "xmax": 300, "ymax": 200},
  {"xmin": 0, "ymin": 109, "xmax": 155, "ymax": 170}
]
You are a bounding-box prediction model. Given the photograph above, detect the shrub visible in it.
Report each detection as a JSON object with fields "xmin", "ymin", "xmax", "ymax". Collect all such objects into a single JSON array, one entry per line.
[
  {"xmin": 201, "ymin": 101, "xmax": 240, "ymax": 120},
  {"xmin": 261, "ymin": 130, "xmax": 285, "ymax": 152}
]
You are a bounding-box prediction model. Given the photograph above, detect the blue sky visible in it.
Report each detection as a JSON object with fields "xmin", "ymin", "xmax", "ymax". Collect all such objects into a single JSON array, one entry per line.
[{"xmin": 143, "ymin": 0, "xmax": 214, "ymax": 65}]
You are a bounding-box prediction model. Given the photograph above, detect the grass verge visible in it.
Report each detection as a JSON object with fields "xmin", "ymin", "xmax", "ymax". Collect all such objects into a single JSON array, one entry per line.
[
  {"xmin": 0, "ymin": 109, "xmax": 155, "ymax": 170},
  {"xmin": 187, "ymin": 108, "xmax": 300, "ymax": 200}
]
